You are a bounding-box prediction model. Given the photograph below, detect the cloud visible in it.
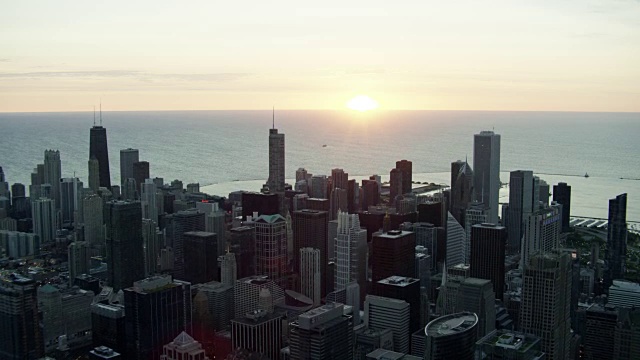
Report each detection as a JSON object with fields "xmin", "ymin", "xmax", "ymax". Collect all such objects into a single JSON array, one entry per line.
[
  {"xmin": 0, "ymin": 58, "xmax": 9, "ymax": 62},
  {"xmin": 0, "ymin": 70, "xmax": 249, "ymax": 82}
]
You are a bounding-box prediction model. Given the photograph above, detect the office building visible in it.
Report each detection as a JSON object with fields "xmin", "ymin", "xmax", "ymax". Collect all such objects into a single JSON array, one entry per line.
[
  {"xmin": 425, "ymin": 312, "xmax": 478, "ymax": 360},
  {"xmin": 166, "ymin": 209, "xmax": 205, "ymax": 280},
  {"xmin": 290, "ymin": 303, "xmax": 353, "ymax": 360},
  {"xmin": 583, "ymin": 304, "xmax": 617, "ymax": 360},
  {"xmin": 91, "ymin": 302, "xmax": 126, "ymax": 354},
  {"xmin": 605, "ymin": 193, "xmax": 627, "ymax": 288},
  {"xmin": 537, "ymin": 178, "xmax": 550, "ymax": 207},
  {"xmin": 241, "ymin": 191, "xmax": 279, "ymax": 218},
  {"xmin": 0, "ymin": 275, "xmax": 43, "ymax": 359},
  {"xmin": 356, "ymin": 329, "xmax": 394, "ymax": 360},
  {"xmin": 470, "ymin": 223, "xmax": 506, "ymax": 300},
  {"xmin": 0, "ymin": 230, "xmax": 39, "ymax": 258},
  {"xmin": 552, "ymin": 182, "xmax": 571, "ymax": 233},
  {"xmin": 254, "ymin": 214, "xmax": 288, "ymax": 287},
  {"xmin": 196, "ymin": 201, "xmax": 227, "ymax": 259},
  {"xmin": 142, "ymin": 219, "xmax": 161, "ymax": 276},
  {"xmin": 119, "ymin": 148, "xmax": 139, "ymax": 186},
  {"xmin": 90, "ymin": 124, "xmax": 111, "ymax": 189},
  {"xmin": 507, "ymin": 170, "xmax": 535, "ymax": 254},
  {"xmin": 160, "ymin": 331, "xmax": 209, "ymax": 360},
  {"xmin": 44, "ymin": 149, "xmax": 62, "ymax": 210},
  {"xmin": 140, "ymin": 179, "xmax": 158, "ymax": 223},
  {"xmin": 105, "ymin": 200, "xmax": 145, "ymax": 291},
  {"xmin": 88, "ymin": 157, "xmax": 100, "ymax": 191},
  {"xmin": 124, "ymin": 275, "xmax": 192, "ymax": 360},
  {"xmin": 331, "ymin": 168, "xmax": 349, "ymax": 192},
  {"xmin": 83, "ymin": 194, "xmax": 104, "ymax": 253},
  {"xmin": 267, "ymin": 125, "xmax": 286, "ymax": 193},
  {"xmin": 293, "ymin": 209, "xmax": 328, "ymax": 294},
  {"xmin": 361, "ymin": 179, "xmax": 380, "ymax": 211},
  {"xmin": 520, "ymin": 203, "xmax": 561, "ymax": 269},
  {"xmin": 473, "ymin": 131, "xmax": 501, "ymax": 223},
  {"xmin": 32, "ymin": 197, "xmax": 57, "ymax": 244},
  {"xmin": 520, "ymin": 252, "xmax": 571, "ymax": 360},
  {"xmin": 231, "ymin": 309, "xmax": 283, "ymax": 360},
  {"xmin": 310, "ymin": 175, "xmax": 328, "ymax": 199},
  {"xmin": 371, "ymin": 230, "xmax": 416, "ymax": 282},
  {"xmin": 374, "ymin": 276, "xmax": 421, "ymax": 333},
  {"xmin": 299, "ymin": 247, "xmax": 321, "ymax": 306},
  {"xmin": 230, "ymin": 225, "xmax": 256, "ymax": 279},
  {"xmin": 450, "ymin": 159, "xmax": 473, "ymax": 225},
  {"xmin": 38, "ymin": 285, "xmax": 93, "ymax": 352},
  {"xmin": 330, "ymin": 187, "xmax": 348, "ymax": 220},
  {"xmin": 390, "ymin": 168, "xmax": 404, "ymax": 201},
  {"xmin": 183, "ymin": 231, "xmax": 218, "ymax": 284},
  {"xmin": 220, "ymin": 251, "xmax": 237, "ymax": 287},
  {"xmin": 234, "ymin": 275, "xmax": 285, "ymax": 318},
  {"xmin": 365, "ymin": 295, "xmax": 411, "ymax": 353},
  {"xmin": 68, "ymin": 241, "xmax": 90, "ymax": 286},
  {"xmin": 122, "ymin": 172, "xmax": 137, "ymax": 199},
  {"xmin": 456, "ymin": 278, "xmax": 496, "ymax": 337},
  {"xmin": 464, "ymin": 203, "xmax": 487, "ymax": 260},
  {"xmin": 614, "ymin": 307, "xmax": 640, "ymax": 359},
  {"xmin": 334, "ymin": 211, "xmax": 368, "ymax": 293},
  {"xmin": 608, "ymin": 280, "xmax": 640, "ymax": 308},
  {"xmin": 396, "ymin": 160, "xmax": 413, "ymax": 196},
  {"xmin": 475, "ymin": 329, "xmax": 545, "ymax": 360}
]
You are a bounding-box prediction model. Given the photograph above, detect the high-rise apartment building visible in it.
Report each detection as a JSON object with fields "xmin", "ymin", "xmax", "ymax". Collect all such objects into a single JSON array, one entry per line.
[
  {"xmin": 520, "ymin": 251, "xmax": 571, "ymax": 360},
  {"xmin": 140, "ymin": 179, "xmax": 158, "ymax": 223},
  {"xmin": 32, "ymin": 197, "xmax": 57, "ymax": 244},
  {"xmin": 390, "ymin": 168, "xmax": 404, "ymax": 201},
  {"xmin": 552, "ymin": 182, "xmax": 571, "ymax": 233},
  {"xmin": 470, "ymin": 223, "xmax": 506, "ymax": 300},
  {"xmin": 119, "ymin": 148, "xmax": 139, "ymax": 186},
  {"xmin": 267, "ymin": 126, "xmax": 285, "ymax": 193},
  {"xmin": 289, "ymin": 303, "xmax": 353, "ymax": 360},
  {"xmin": 142, "ymin": 219, "xmax": 161, "ymax": 276},
  {"xmin": 583, "ymin": 304, "xmax": 617, "ymax": 360},
  {"xmin": 473, "ymin": 131, "xmax": 501, "ymax": 223},
  {"xmin": 396, "ymin": 160, "xmax": 413, "ymax": 196},
  {"xmin": 124, "ymin": 275, "xmax": 192, "ymax": 360},
  {"xmin": 89, "ymin": 124, "xmax": 111, "ymax": 189},
  {"xmin": 605, "ymin": 193, "xmax": 627, "ymax": 288},
  {"xmin": 132, "ymin": 161, "xmax": 150, "ymax": 194},
  {"xmin": 254, "ymin": 214, "xmax": 288, "ymax": 287},
  {"xmin": 105, "ymin": 200, "xmax": 145, "ymax": 291}
]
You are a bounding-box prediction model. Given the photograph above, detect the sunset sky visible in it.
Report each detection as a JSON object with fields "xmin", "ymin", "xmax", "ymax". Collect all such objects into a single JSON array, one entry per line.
[{"xmin": 1, "ymin": 0, "xmax": 639, "ymax": 112}]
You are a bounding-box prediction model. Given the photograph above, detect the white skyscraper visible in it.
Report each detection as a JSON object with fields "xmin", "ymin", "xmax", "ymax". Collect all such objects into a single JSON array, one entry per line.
[
  {"xmin": 520, "ymin": 202, "xmax": 562, "ymax": 269},
  {"xmin": 120, "ymin": 148, "xmax": 139, "ymax": 186},
  {"xmin": 141, "ymin": 179, "xmax": 158, "ymax": 223},
  {"xmin": 32, "ymin": 197, "xmax": 57, "ymax": 244},
  {"xmin": 334, "ymin": 211, "xmax": 368, "ymax": 292},
  {"xmin": 446, "ymin": 212, "xmax": 466, "ymax": 266},
  {"xmin": 300, "ymin": 247, "xmax": 321, "ymax": 306},
  {"xmin": 473, "ymin": 131, "xmax": 501, "ymax": 224}
]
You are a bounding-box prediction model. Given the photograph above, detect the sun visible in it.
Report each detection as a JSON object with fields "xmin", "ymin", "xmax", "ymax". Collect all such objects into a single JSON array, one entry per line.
[{"xmin": 347, "ymin": 95, "xmax": 379, "ymax": 112}]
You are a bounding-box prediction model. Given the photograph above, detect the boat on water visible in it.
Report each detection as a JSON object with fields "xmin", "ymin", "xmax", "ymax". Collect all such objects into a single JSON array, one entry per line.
[
  {"xmin": 322, "ymin": 144, "xmax": 327, "ymax": 147},
  {"xmin": 584, "ymin": 173, "xmax": 589, "ymax": 178}
]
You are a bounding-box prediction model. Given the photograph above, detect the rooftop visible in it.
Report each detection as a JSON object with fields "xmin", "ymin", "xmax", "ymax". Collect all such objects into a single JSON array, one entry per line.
[
  {"xmin": 378, "ymin": 276, "xmax": 420, "ymax": 287},
  {"xmin": 425, "ymin": 312, "xmax": 478, "ymax": 337}
]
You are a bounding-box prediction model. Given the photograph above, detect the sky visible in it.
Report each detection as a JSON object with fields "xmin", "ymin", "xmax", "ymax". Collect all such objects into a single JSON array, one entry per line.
[{"xmin": 1, "ymin": 0, "xmax": 639, "ymax": 112}]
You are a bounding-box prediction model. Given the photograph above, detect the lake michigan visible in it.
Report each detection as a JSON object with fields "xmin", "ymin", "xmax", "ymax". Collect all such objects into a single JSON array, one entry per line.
[{"xmin": 0, "ymin": 110, "xmax": 638, "ymax": 221}]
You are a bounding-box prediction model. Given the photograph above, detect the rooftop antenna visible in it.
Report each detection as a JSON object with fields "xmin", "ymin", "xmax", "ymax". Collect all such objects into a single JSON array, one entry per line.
[
  {"xmin": 99, "ymin": 100, "xmax": 103, "ymax": 126},
  {"xmin": 93, "ymin": 106, "xmax": 96, "ymax": 126},
  {"xmin": 272, "ymin": 106, "xmax": 275, "ymax": 129}
]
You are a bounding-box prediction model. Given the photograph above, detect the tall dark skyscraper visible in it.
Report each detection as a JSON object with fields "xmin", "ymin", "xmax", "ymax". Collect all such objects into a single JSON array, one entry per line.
[
  {"xmin": 396, "ymin": 160, "xmax": 413, "ymax": 196},
  {"xmin": 605, "ymin": 193, "xmax": 628, "ymax": 288},
  {"xmin": 450, "ymin": 159, "xmax": 473, "ymax": 225},
  {"xmin": 166, "ymin": 210, "xmax": 205, "ymax": 280},
  {"xmin": 553, "ymin": 182, "xmax": 572, "ymax": 233},
  {"xmin": 0, "ymin": 275, "xmax": 44, "ymax": 360},
  {"xmin": 90, "ymin": 123, "xmax": 111, "ymax": 189},
  {"xmin": 371, "ymin": 230, "xmax": 416, "ymax": 282},
  {"xmin": 389, "ymin": 168, "xmax": 404, "ymax": 201},
  {"xmin": 292, "ymin": 209, "xmax": 329, "ymax": 295},
  {"xmin": 470, "ymin": 223, "xmax": 506, "ymax": 300},
  {"xmin": 473, "ymin": 131, "xmax": 501, "ymax": 224},
  {"xmin": 289, "ymin": 303, "xmax": 353, "ymax": 360},
  {"xmin": 507, "ymin": 170, "xmax": 534, "ymax": 254},
  {"xmin": 104, "ymin": 200, "xmax": 145, "ymax": 291},
  {"xmin": 183, "ymin": 231, "xmax": 218, "ymax": 284}
]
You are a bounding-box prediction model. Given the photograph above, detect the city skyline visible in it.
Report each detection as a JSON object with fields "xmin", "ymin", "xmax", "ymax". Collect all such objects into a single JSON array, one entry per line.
[{"xmin": 2, "ymin": 1, "xmax": 640, "ymax": 112}]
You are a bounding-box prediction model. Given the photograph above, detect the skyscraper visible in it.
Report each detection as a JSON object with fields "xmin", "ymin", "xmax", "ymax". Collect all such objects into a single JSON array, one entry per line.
[
  {"xmin": 196, "ymin": 201, "xmax": 227, "ymax": 261},
  {"xmin": 605, "ymin": 193, "xmax": 627, "ymax": 288},
  {"xmin": 446, "ymin": 212, "xmax": 466, "ymax": 266},
  {"xmin": 390, "ymin": 168, "xmax": 404, "ymax": 201},
  {"xmin": 473, "ymin": 131, "xmax": 501, "ymax": 223},
  {"xmin": 331, "ymin": 168, "xmax": 349, "ymax": 192},
  {"xmin": 32, "ymin": 197, "xmax": 57, "ymax": 244},
  {"xmin": 88, "ymin": 157, "xmax": 100, "ymax": 191},
  {"xmin": 520, "ymin": 251, "xmax": 571, "ymax": 360},
  {"xmin": 89, "ymin": 124, "xmax": 111, "ymax": 189},
  {"xmin": 60, "ymin": 177, "xmax": 83, "ymax": 227},
  {"xmin": 231, "ymin": 309, "xmax": 283, "ymax": 360},
  {"xmin": 44, "ymin": 149, "xmax": 62, "ymax": 210},
  {"xmin": 140, "ymin": 179, "xmax": 158, "ymax": 223},
  {"xmin": 371, "ymin": 230, "xmax": 416, "ymax": 282},
  {"xmin": 119, "ymin": 148, "xmax": 139, "ymax": 186},
  {"xmin": 334, "ymin": 211, "xmax": 368, "ymax": 292},
  {"xmin": 68, "ymin": 241, "xmax": 90, "ymax": 286},
  {"xmin": 166, "ymin": 210, "xmax": 205, "ymax": 280},
  {"xmin": 105, "ymin": 200, "xmax": 145, "ymax": 291},
  {"xmin": 83, "ymin": 194, "xmax": 104, "ymax": 254},
  {"xmin": 450, "ymin": 159, "xmax": 473, "ymax": 225},
  {"xmin": 464, "ymin": 203, "xmax": 487, "ymax": 263},
  {"xmin": 520, "ymin": 203, "xmax": 562, "ymax": 269},
  {"xmin": 425, "ymin": 312, "xmax": 478, "ymax": 360},
  {"xmin": 373, "ymin": 276, "xmax": 421, "ymax": 333},
  {"xmin": 293, "ymin": 209, "xmax": 328, "ymax": 294},
  {"xmin": 267, "ymin": 125, "xmax": 285, "ymax": 193},
  {"xmin": 299, "ymin": 247, "xmax": 321, "ymax": 306},
  {"xmin": 507, "ymin": 170, "xmax": 534, "ymax": 254},
  {"xmin": 552, "ymin": 182, "xmax": 571, "ymax": 233},
  {"xmin": 470, "ymin": 223, "xmax": 506, "ymax": 300},
  {"xmin": 229, "ymin": 225, "xmax": 256, "ymax": 279},
  {"xmin": 183, "ymin": 231, "xmax": 218, "ymax": 284},
  {"xmin": 254, "ymin": 214, "xmax": 288, "ymax": 287},
  {"xmin": 396, "ymin": 160, "xmax": 413, "ymax": 196},
  {"xmin": 0, "ymin": 275, "xmax": 43, "ymax": 359},
  {"xmin": 289, "ymin": 303, "xmax": 353, "ymax": 360},
  {"xmin": 124, "ymin": 275, "xmax": 192, "ymax": 360},
  {"xmin": 220, "ymin": 251, "xmax": 237, "ymax": 287},
  {"xmin": 132, "ymin": 161, "xmax": 150, "ymax": 194},
  {"xmin": 142, "ymin": 219, "xmax": 161, "ymax": 277}
]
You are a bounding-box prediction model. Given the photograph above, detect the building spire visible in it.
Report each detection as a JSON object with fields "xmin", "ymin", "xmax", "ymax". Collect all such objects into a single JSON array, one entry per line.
[
  {"xmin": 99, "ymin": 101, "xmax": 102, "ymax": 126},
  {"xmin": 93, "ymin": 106, "xmax": 96, "ymax": 126},
  {"xmin": 272, "ymin": 106, "xmax": 275, "ymax": 129}
]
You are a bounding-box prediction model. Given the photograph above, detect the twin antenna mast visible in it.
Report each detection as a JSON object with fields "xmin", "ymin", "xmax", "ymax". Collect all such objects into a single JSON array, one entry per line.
[{"xmin": 93, "ymin": 102, "xmax": 103, "ymax": 126}]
